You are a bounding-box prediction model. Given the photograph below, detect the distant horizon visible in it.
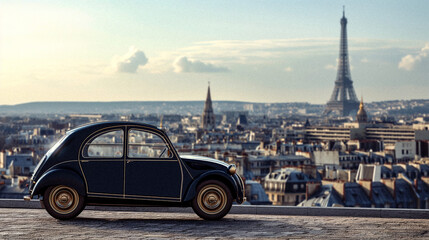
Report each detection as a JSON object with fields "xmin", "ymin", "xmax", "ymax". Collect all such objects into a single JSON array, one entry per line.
[{"xmin": 3, "ymin": 98, "xmax": 429, "ymax": 107}]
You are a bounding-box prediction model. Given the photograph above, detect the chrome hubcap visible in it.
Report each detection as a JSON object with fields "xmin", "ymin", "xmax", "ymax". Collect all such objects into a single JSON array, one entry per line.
[
  {"xmin": 197, "ymin": 184, "xmax": 227, "ymax": 214},
  {"xmin": 49, "ymin": 186, "xmax": 79, "ymax": 214},
  {"xmin": 56, "ymin": 192, "xmax": 73, "ymax": 209},
  {"xmin": 204, "ymin": 193, "xmax": 221, "ymax": 209}
]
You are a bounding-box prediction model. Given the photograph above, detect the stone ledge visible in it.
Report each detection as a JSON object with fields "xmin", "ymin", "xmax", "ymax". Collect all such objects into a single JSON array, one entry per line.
[{"xmin": 1, "ymin": 199, "xmax": 428, "ymax": 219}]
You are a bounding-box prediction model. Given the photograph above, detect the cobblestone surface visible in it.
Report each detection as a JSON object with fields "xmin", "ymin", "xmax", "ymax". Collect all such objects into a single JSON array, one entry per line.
[{"xmin": 1, "ymin": 208, "xmax": 429, "ymax": 239}]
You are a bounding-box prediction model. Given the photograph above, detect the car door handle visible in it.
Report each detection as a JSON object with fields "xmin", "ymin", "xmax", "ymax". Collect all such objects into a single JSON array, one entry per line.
[{"xmin": 127, "ymin": 160, "xmax": 133, "ymax": 164}]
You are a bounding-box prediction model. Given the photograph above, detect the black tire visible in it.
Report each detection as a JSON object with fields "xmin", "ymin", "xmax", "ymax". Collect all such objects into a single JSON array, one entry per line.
[
  {"xmin": 43, "ymin": 185, "xmax": 85, "ymax": 220},
  {"xmin": 191, "ymin": 180, "xmax": 233, "ymax": 220}
]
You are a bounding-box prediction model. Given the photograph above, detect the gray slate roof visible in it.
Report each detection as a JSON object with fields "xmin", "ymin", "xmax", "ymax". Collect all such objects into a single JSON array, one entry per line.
[
  {"xmin": 298, "ymin": 185, "xmax": 343, "ymax": 207},
  {"xmin": 343, "ymin": 182, "xmax": 371, "ymax": 207},
  {"xmin": 371, "ymin": 182, "xmax": 395, "ymax": 208}
]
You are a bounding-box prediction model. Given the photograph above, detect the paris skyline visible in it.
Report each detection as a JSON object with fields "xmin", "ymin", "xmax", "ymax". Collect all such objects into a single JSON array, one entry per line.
[{"xmin": 1, "ymin": 1, "xmax": 428, "ymax": 105}]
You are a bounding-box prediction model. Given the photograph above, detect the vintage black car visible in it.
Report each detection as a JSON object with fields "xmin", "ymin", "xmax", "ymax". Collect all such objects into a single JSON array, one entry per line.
[{"xmin": 25, "ymin": 121, "xmax": 245, "ymax": 220}]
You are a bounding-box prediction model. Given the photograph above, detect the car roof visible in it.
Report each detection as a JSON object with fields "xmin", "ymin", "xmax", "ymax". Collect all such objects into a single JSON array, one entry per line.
[{"xmin": 69, "ymin": 121, "xmax": 161, "ymax": 135}]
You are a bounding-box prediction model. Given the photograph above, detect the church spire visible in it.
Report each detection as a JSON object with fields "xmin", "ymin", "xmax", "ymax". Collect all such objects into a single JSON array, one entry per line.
[
  {"xmin": 201, "ymin": 83, "xmax": 215, "ymax": 130},
  {"xmin": 206, "ymin": 82, "xmax": 212, "ymax": 103}
]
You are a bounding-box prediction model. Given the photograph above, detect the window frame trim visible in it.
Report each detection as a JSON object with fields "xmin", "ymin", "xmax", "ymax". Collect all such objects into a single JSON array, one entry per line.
[
  {"xmin": 127, "ymin": 128, "xmax": 174, "ymax": 160},
  {"xmin": 81, "ymin": 128, "xmax": 125, "ymax": 159}
]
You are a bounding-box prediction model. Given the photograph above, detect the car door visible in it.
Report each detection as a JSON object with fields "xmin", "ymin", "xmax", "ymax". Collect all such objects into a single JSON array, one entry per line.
[
  {"xmin": 79, "ymin": 128, "xmax": 125, "ymax": 197},
  {"xmin": 124, "ymin": 128, "xmax": 182, "ymax": 201}
]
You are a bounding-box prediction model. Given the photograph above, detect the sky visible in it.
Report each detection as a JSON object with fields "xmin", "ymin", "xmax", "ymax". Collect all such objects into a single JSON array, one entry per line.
[{"xmin": 0, "ymin": 0, "xmax": 428, "ymax": 105}]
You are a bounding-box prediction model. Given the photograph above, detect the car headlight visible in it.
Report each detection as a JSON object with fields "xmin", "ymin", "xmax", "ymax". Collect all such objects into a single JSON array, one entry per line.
[{"xmin": 228, "ymin": 164, "xmax": 236, "ymax": 175}]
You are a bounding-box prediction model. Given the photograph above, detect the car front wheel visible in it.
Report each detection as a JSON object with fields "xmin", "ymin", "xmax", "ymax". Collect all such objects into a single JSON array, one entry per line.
[
  {"xmin": 43, "ymin": 185, "xmax": 85, "ymax": 220},
  {"xmin": 191, "ymin": 180, "xmax": 233, "ymax": 220}
]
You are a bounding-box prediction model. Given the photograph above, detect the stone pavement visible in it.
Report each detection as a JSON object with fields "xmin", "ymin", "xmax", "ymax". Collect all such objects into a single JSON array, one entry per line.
[{"xmin": 1, "ymin": 208, "xmax": 428, "ymax": 239}]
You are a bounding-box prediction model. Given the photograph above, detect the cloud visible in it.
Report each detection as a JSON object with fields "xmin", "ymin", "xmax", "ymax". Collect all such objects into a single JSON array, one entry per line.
[
  {"xmin": 324, "ymin": 64, "xmax": 336, "ymax": 70},
  {"xmin": 398, "ymin": 55, "xmax": 418, "ymax": 71},
  {"xmin": 114, "ymin": 47, "xmax": 148, "ymax": 73},
  {"xmin": 147, "ymin": 38, "xmax": 341, "ymax": 73},
  {"xmin": 174, "ymin": 38, "xmax": 412, "ymax": 64},
  {"xmin": 143, "ymin": 38, "xmax": 418, "ymax": 74},
  {"xmin": 177, "ymin": 39, "xmax": 339, "ymax": 64},
  {"xmin": 398, "ymin": 43, "xmax": 429, "ymax": 71},
  {"xmin": 173, "ymin": 56, "xmax": 228, "ymax": 73},
  {"xmin": 284, "ymin": 67, "xmax": 293, "ymax": 72}
]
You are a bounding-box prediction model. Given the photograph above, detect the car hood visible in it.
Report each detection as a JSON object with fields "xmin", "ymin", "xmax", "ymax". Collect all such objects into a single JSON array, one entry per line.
[{"xmin": 179, "ymin": 154, "xmax": 230, "ymax": 168}]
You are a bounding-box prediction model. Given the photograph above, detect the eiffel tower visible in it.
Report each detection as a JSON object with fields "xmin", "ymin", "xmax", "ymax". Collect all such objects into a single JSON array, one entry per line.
[{"xmin": 323, "ymin": 8, "xmax": 359, "ymax": 116}]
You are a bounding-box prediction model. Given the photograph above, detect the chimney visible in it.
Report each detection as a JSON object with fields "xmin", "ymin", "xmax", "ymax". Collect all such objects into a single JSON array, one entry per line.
[
  {"xmin": 358, "ymin": 180, "xmax": 373, "ymax": 200},
  {"xmin": 306, "ymin": 182, "xmax": 321, "ymax": 200}
]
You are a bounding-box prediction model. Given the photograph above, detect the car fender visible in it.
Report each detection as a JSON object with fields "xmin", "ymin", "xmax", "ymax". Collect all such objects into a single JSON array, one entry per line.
[
  {"xmin": 32, "ymin": 169, "xmax": 86, "ymax": 197},
  {"xmin": 183, "ymin": 170, "xmax": 238, "ymax": 202}
]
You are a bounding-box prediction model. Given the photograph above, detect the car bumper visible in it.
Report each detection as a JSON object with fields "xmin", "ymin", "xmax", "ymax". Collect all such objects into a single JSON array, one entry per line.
[{"xmin": 233, "ymin": 174, "xmax": 245, "ymax": 204}]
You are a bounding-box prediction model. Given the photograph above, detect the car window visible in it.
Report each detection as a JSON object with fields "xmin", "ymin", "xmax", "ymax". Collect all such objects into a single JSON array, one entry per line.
[
  {"xmin": 83, "ymin": 129, "xmax": 124, "ymax": 158},
  {"xmin": 128, "ymin": 129, "xmax": 172, "ymax": 159}
]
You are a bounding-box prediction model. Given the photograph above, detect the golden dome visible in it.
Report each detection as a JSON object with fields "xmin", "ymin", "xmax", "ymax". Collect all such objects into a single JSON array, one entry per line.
[{"xmin": 357, "ymin": 97, "xmax": 367, "ymax": 123}]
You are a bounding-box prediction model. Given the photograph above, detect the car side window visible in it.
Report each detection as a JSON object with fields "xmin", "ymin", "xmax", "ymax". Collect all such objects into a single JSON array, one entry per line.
[
  {"xmin": 83, "ymin": 129, "xmax": 124, "ymax": 158},
  {"xmin": 128, "ymin": 129, "xmax": 172, "ymax": 159}
]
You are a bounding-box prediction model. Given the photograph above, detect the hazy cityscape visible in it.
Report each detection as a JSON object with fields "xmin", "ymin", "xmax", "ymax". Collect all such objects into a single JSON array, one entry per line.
[
  {"xmin": 2, "ymin": 5, "xmax": 429, "ymax": 212},
  {"xmin": 2, "ymin": 92, "xmax": 429, "ymax": 209}
]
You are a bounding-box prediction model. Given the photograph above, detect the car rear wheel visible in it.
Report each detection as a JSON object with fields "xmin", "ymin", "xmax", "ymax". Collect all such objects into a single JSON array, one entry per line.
[
  {"xmin": 191, "ymin": 180, "xmax": 232, "ymax": 220},
  {"xmin": 43, "ymin": 185, "xmax": 85, "ymax": 220}
]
